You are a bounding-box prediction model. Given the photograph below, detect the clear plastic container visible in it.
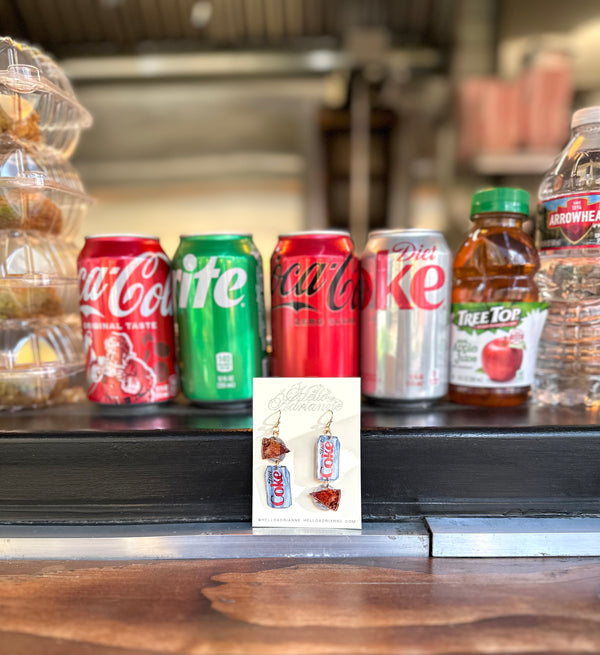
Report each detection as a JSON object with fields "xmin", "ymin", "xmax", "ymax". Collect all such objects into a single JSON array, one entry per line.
[
  {"xmin": 0, "ymin": 316, "xmax": 84, "ymax": 409},
  {"xmin": 0, "ymin": 133, "xmax": 91, "ymax": 239},
  {"xmin": 0, "ymin": 232, "xmax": 79, "ymax": 318},
  {"xmin": 0, "ymin": 38, "xmax": 89, "ymax": 411},
  {"xmin": 536, "ymin": 106, "xmax": 600, "ymax": 406},
  {"xmin": 0, "ymin": 37, "xmax": 92, "ymax": 156}
]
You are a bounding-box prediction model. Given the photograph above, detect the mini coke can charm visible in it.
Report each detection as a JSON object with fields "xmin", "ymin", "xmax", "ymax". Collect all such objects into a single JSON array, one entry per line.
[
  {"xmin": 78, "ymin": 234, "xmax": 178, "ymax": 405},
  {"xmin": 265, "ymin": 465, "xmax": 292, "ymax": 508},
  {"xmin": 316, "ymin": 434, "xmax": 340, "ymax": 482},
  {"xmin": 361, "ymin": 229, "xmax": 451, "ymax": 405},
  {"xmin": 270, "ymin": 230, "xmax": 360, "ymax": 377}
]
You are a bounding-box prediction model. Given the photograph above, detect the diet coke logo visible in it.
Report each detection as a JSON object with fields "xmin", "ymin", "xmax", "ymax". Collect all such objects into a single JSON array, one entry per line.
[
  {"xmin": 361, "ymin": 248, "xmax": 448, "ymax": 311},
  {"xmin": 269, "ymin": 468, "xmax": 286, "ymax": 507},
  {"xmin": 319, "ymin": 440, "xmax": 335, "ymax": 479},
  {"xmin": 79, "ymin": 252, "xmax": 173, "ymax": 319},
  {"xmin": 392, "ymin": 241, "xmax": 437, "ymax": 261},
  {"xmin": 271, "ymin": 253, "xmax": 359, "ymax": 312}
]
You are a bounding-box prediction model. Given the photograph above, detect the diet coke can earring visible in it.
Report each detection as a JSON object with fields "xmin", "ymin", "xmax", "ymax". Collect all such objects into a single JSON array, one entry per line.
[
  {"xmin": 310, "ymin": 409, "xmax": 341, "ymax": 511},
  {"xmin": 262, "ymin": 410, "xmax": 292, "ymax": 509}
]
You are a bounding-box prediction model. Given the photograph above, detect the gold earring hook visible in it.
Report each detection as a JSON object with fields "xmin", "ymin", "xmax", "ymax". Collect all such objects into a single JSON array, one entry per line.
[
  {"xmin": 323, "ymin": 409, "xmax": 333, "ymax": 437},
  {"xmin": 272, "ymin": 410, "xmax": 281, "ymax": 438}
]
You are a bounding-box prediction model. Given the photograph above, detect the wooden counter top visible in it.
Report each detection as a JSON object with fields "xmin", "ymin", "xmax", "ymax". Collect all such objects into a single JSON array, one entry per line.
[{"xmin": 1, "ymin": 556, "xmax": 599, "ymax": 654}]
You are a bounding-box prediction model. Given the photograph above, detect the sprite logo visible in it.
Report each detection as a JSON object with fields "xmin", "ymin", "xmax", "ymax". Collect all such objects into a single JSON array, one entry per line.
[{"xmin": 173, "ymin": 254, "xmax": 247, "ymax": 309}]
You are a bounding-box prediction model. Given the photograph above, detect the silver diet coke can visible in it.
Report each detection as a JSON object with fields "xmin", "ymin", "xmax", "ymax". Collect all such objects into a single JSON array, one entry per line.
[{"xmin": 361, "ymin": 229, "xmax": 451, "ymax": 405}]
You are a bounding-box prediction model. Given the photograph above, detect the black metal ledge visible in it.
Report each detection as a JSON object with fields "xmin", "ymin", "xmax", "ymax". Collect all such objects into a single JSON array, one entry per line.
[{"xmin": 0, "ymin": 400, "xmax": 599, "ymax": 524}]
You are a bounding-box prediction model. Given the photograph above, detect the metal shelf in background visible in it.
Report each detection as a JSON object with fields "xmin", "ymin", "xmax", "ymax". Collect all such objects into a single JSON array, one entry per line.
[
  {"xmin": 427, "ymin": 517, "xmax": 600, "ymax": 558},
  {"xmin": 0, "ymin": 521, "xmax": 429, "ymax": 560},
  {"xmin": 2, "ymin": 517, "xmax": 599, "ymax": 559},
  {"xmin": 471, "ymin": 151, "xmax": 556, "ymax": 176}
]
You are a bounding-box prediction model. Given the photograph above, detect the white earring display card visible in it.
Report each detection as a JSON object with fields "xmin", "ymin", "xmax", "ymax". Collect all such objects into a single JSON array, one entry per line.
[{"xmin": 252, "ymin": 377, "xmax": 361, "ymax": 529}]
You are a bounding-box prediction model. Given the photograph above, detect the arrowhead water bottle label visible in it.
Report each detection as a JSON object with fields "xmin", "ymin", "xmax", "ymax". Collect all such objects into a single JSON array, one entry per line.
[
  {"xmin": 265, "ymin": 465, "xmax": 292, "ymax": 508},
  {"xmin": 316, "ymin": 435, "xmax": 340, "ymax": 482},
  {"xmin": 540, "ymin": 193, "xmax": 600, "ymax": 250}
]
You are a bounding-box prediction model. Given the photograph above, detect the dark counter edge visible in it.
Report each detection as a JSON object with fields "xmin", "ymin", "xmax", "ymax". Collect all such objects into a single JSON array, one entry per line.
[{"xmin": 1, "ymin": 424, "xmax": 599, "ymax": 524}]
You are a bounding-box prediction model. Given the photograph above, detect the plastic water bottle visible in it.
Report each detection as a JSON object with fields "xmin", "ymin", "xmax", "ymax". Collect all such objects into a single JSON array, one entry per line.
[{"xmin": 535, "ymin": 106, "xmax": 600, "ymax": 406}]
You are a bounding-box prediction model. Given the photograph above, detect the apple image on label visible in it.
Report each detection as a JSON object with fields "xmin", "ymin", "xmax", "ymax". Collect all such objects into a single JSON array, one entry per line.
[{"xmin": 481, "ymin": 337, "xmax": 523, "ymax": 382}]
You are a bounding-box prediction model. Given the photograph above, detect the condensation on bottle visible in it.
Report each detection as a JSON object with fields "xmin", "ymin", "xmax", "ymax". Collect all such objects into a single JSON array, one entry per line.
[{"xmin": 535, "ymin": 106, "xmax": 600, "ymax": 406}]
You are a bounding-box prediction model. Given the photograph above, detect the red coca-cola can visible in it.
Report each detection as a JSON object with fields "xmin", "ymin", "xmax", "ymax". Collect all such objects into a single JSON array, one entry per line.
[
  {"xmin": 78, "ymin": 234, "xmax": 178, "ymax": 405},
  {"xmin": 270, "ymin": 230, "xmax": 359, "ymax": 376}
]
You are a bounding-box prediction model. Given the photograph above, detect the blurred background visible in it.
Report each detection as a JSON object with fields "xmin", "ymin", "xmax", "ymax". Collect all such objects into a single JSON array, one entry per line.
[{"xmin": 2, "ymin": 0, "xmax": 599, "ymax": 258}]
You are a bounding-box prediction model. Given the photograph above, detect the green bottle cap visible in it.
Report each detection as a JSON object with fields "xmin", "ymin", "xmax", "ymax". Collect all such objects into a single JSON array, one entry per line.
[{"xmin": 470, "ymin": 187, "xmax": 529, "ymax": 217}]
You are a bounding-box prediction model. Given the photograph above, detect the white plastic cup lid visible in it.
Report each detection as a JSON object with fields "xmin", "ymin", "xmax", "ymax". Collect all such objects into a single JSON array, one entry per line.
[{"xmin": 571, "ymin": 106, "xmax": 600, "ymax": 128}]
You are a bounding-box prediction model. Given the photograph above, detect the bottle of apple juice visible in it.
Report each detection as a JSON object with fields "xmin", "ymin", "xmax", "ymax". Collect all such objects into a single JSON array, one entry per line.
[{"xmin": 449, "ymin": 187, "xmax": 548, "ymax": 406}]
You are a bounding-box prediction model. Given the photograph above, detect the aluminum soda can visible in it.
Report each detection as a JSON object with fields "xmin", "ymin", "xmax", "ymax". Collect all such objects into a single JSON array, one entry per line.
[
  {"xmin": 270, "ymin": 230, "xmax": 360, "ymax": 377},
  {"xmin": 172, "ymin": 233, "xmax": 267, "ymax": 405},
  {"xmin": 361, "ymin": 229, "xmax": 451, "ymax": 404},
  {"xmin": 78, "ymin": 234, "xmax": 178, "ymax": 405}
]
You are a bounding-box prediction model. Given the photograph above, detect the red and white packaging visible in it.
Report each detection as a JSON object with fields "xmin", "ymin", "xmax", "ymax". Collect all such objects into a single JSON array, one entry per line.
[
  {"xmin": 78, "ymin": 234, "xmax": 178, "ymax": 405},
  {"xmin": 479, "ymin": 78, "xmax": 521, "ymax": 153},
  {"xmin": 457, "ymin": 76, "xmax": 521, "ymax": 159},
  {"xmin": 270, "ymin": 230, "xmax": 360, "ymax": 377},
  {"xmin": 520, "ymin": 52, "xmax": 573, "ymax": 151}
]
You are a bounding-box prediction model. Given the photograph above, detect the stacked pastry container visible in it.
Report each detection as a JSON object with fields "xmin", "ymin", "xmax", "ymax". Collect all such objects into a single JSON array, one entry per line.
[{"xmin": 0, "ymin": 38, "xmax": 92, "ymax": 409}]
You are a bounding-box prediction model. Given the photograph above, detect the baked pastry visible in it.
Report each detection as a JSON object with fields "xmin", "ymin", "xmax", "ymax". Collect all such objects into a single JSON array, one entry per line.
[
  {"xmin": 0, "ymin": 331, "xmax": 65, "ymax": 406},
  {"xmin": 0, "ymin": 191, "xmax": 63, "ymax": 234},
  {"xmin": 0, "ymin": 95, "xmax": 41, "ymax": 144},
  {"xmin": 0, "ymin": 284, "xmax": 63, "ymax": 319},
  {"xmin": 0, "ymin": 376, "xmax": 67, "ymax": 406}
]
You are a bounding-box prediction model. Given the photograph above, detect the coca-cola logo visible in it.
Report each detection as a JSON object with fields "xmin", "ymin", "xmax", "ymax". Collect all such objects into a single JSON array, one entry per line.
[
  {"xmin": 271, "ymin": 253, "xmax": 359, "ymax": 312},
  {"xmin": 362, "ymin": 249, "xmax": 447, "ymax": 311},
  {"xmin": 79, "ymin": 252, "xmax": 173, "ymax": 319}
]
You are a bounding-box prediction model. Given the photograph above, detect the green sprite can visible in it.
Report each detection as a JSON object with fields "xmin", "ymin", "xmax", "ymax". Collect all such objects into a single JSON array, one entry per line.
[{"xmin": 172, "ymin": 233, "xmax": 268, "ymax": 405}]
